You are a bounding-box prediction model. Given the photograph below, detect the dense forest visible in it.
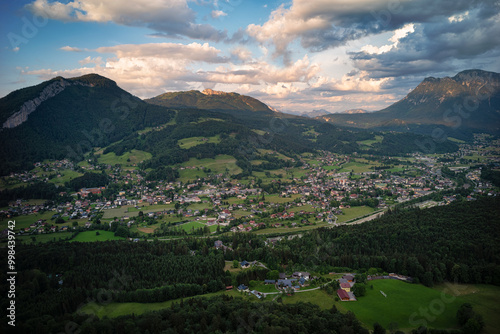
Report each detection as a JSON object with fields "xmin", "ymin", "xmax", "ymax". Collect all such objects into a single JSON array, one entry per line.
[
  {"xmin": 0, "ymin": 182, "xmax": 71, "ymax": 207},
  {"xmin": 1, "ymin": 197, "xmax": 497, "ymax": 333},
  {"xmin": 216, "ymin": 197, "xmax": 500, "ymax": 287},
  {"xmin": 0, "ymin": 75, "xmax": 176, "ymax": 175},
  {"xmin": 103, "ymin": 107, "xmax": 458, "ymax": 180}
]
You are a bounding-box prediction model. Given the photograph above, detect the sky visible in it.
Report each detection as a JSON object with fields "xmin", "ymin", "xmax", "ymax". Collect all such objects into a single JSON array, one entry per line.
[{"xmin": 1, "ymin": 0, "xmax": 499, "ymax": 114}]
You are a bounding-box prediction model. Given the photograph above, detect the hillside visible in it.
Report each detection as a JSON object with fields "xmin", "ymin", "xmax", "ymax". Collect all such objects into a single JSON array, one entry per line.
[
  {"xmin": 0, "ymin": 74, "xmax": 174, "ymax": 174},
  {"xmin": 146, "ymin": 88, "xmax": 274, "ymax": 113},
  {"xmin": 318, "ymin": 70, "xmax": 500, "ymax": 137},
  {"xmin": 0, "ymin": 74, "xmax": 459, "ymax": 176}
]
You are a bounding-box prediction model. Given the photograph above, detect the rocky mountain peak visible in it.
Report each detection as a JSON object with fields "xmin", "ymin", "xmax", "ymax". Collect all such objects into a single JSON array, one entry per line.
[{"xmin": 202, "ymin": 88, "xmax": 232, "ymax": 96}]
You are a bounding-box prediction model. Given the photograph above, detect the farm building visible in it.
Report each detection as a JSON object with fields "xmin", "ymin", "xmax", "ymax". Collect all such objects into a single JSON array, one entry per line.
[{"xmin": 337, "ymin": 289, "xmax": 350, "ymax": 301}]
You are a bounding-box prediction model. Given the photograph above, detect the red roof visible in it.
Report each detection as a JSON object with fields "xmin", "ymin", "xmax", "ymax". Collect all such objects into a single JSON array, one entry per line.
[
  {"xmin": 340, "ymin": 283, "xmax": 351, "ymax": 289},
  {"xmin": 337, "ymin": 289, "xmax": 349, "ymax": 300}
]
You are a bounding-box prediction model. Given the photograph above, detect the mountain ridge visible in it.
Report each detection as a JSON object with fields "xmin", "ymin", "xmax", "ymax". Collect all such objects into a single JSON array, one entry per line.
[
  {"xmin": 318, "ymin": 69, "xmax": 500, "ymax": 135},
  {"xmin": 146, "ymin": 89, "xmax": 274, "ymax": 113}
]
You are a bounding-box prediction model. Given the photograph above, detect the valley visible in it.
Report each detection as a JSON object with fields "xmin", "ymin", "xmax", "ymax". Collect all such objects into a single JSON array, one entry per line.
[{"xmin": 0, "ymin": 72, "xmax": 499, "ymax": 334}]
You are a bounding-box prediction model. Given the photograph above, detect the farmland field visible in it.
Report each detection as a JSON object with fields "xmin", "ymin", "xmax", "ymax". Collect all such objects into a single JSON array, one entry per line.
[
  {"xmin": 69, "ymin": 230, "xmax": 126, "ymax": 242},
  {"xmin": 180, "ymin": 154, "xmax": 242, "ymax": 175},
  {"xmin": 97, "ymin": 149, "xmax": 152, "ymax": 166},
  {"xmin": 177, "ymin": 135, "xmax": 220, "ymax": 149},
  {"xmin": 47, "ymin": 170, "xmax": 83, "ymax": 185},
  {"xmin": 338, "ymin": 206, "xmax": 375, "ymax": 222}
]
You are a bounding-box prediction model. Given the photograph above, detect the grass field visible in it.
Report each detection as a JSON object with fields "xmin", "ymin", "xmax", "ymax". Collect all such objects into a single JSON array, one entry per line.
[
  {"xmin": 97, "ymin": 149, "xmax": 152, "ymax": 166},
  {"xmin": 177, "ymin": 221, "xmax": 206, "ymax": 232},
  {"xmin": 338, "ymin": 161, "xmax": 376, "ymax": 173},
  {"xmin": 337, "ymin": 280, "xmax": 464, "ymax": 331},
  {"xmin": 102, "ymin": 206, "xmax": 137, "ymax": 219},
  {"xmin": 178, "ymin": 168, "xmax": 208, "ymax": 181},
  {"xmin": 47, "ymin": 170, "xmax": 83, "ymax": 186},
  {"xmin": 69, "ymin": 230, "xmax": 126, "ymax": 242},
  {"xmin": 357, "ymin": 135, "xmax": 384, "ymax": 147},
  {"xmin": 288, "ymin": 204, "xmax": 315, "ymax": 213},
  {"xmin": 282, "ymin": 289, "xmax": 335, "ymax": 309},
  {"xmin": 0, "ymin": 211, "xmax": 56, "ymax": 231},
  {"xmin": 80, "ymin": 290, "xmax": 241, "ymax": 318},
  {"xmin": 265, "ymin": 194, "xmax": 301, "ymax": 204},
  {"xmin": 177, "ymin": 135, "xmax": 220, "ymax": 149},
  {"xmin": 447, "ymin": 137, "xmax": 466, "ymax": 143},
  {"xmin": 433, "ymin": 284, "xmax": 500, "ymax": 334},
  {"xmin": 323, "ymin": 165, "xmax": 341, "ymax": 171},
  {"xmin": 249, "ymin": 281, "xmax": 279, "ymax": 293},
  {"xmin": 127, "ymin": 204, "xmax": 176, "ymax": 212},
  {"xmin": 12, "ymin": 232, "xmax": 73, "ymax": 245},
  {"xmin": 338, "ymin": 206, "xmax": 375, "ymax": 223},
  {"xmin": 180, "ymin": 154, "xmax": 242, "ymax": 175}
]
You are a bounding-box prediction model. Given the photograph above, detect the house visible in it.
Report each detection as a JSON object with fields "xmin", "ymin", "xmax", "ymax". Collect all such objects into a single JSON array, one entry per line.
[
  {"xmin": 240, "ymin": 260, "xmax": 250, "ymax": 268},
  {"xmin": 237, "ymin": 284, "xmax": 248, "ymax": 291},
  {"xmin": 214, "ymin": 240, "xmax": 223, "ymax": 249},
  {"xmin": 277, "ymin": 278, "xmax": 297, "ymax": 288},
  {"xmin": 337, "ymin": 289, "xmax": 350, "ymax": 301},
  {"xmin": 338, "ymin": 278, "xmax": 348, "ymax": 284},
  {"xmin": 264, "ymin": 279, "xmax": 276, "ymax": 284},
  {"xmin": 250, "ymin": 290, "xmax": 263, "ymax": 299},
  {"xmin": 299, "ymin": 277, "xmax": 306, "ymax": 286},
  {"xmin": 340, "ymin": 283, "xmax": 351, "ymax": 292},
  {"xmin": 226, "ymin": 286, "xmax": 233, "ymax": 290},
  {"xmin": 293, "ymin": 271, "xmax": 311, "ymax": 280},
  {"xmin": 279, "ymin": 273, "xmax": 286, "ymax": 279},
  {"xmin": 343, "ymin": 274, "xmax": 355, "ymax": 282}
]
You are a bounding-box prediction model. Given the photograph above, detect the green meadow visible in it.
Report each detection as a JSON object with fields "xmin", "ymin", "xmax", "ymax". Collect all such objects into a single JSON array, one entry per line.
[
  {"xmin": 338, "ymin": 206, "xmax": 376, "ymax": 222},
  {"xmin": 79, "ymin": 290, "xmax": 241, "ymax": 318},
  {"xmin": 69, "ymin": 230, "xmax": 126, "ymax": 242},
  {"xmin": 177, "ymin": 135, "xmax": 220, "ymax": 149},
  {"xmin": 337, "ymin": 279, "xmax": 464, "ymax": 331},
  {"xmin": 180, "ymin": 154, "xmax": 242, "ymax": 175},
  {"xmin": 97, "ymin": 149, "xmax": 152, "ymax": 166}
]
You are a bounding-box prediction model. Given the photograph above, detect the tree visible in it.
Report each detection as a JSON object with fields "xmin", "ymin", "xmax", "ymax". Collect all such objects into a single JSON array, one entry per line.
[
  {"xmin": 456, "ymin": 303, "xmax": 474, "ymax": 326},
  {"xmin": 373, "ymin": 322, "xmax": 386, "ymax": 334},
  {"xmin": 352, "ymin": 284, "xmax": 366, "ymax": 297},
  {"xmin": 115, "ymin": 226, "xmax": 129, "ymax": 238},
  {"xmin": 267, "ymin": 270, "xmax": 280, "ymax": 280},
  {"xmin": 462, "ymin": 316, "xmax": 484, "ymax": 334},
  {"xmin": 72, "ymin": 221, "xmax": 78, "ymax": 227},
  {"xmin": 55, "ymin": 217, "xmax": 65, "ymax": 224},
  {"xmin": 232, "ymin": 260, "xmax": 239, "ymax": 269}
]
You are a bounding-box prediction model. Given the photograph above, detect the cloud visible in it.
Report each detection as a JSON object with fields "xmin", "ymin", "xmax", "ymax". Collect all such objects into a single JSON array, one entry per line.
[
  {"xmin": 350, "ymin": 6, "xmax": 500, "ymax": 79},
  {"xmin": 23, "ymin": 40, "xmax": 321, "ymax": 102},
  {"xmin": 211, "ymin": 10, "xmax": 227, "ymax": 19},
  {"xmin": 95, "ymin": 42, "xmax": 229, "ymax": 63},
  {"xmin": 361, "ymin": 24, "xmax": 414, "ymax": 55},
  {"xmin": 26, "ymin": 0, "xmax": 227, "ymax": 41},
  {"xmin": 197, "ymin": 55, "xmax": 320, "ymax": 86},
  {"xmin": 247, "ymin": 0, "xmax": 480, "ymax": 60},
  {"xmin": 79, "ymin": 56, "xmax": 103, "ymax": 66},
  {"xmin": 13, "ymin": 47, "xmax": 20, "ymax": 52},
  {"xmin": 60, "ymin": 46, "xmax": 83, "ymax": 52}
]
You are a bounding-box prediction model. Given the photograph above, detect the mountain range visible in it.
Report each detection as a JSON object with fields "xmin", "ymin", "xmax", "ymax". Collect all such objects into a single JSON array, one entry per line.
[
  {"xmin": 2, "ymin": 70, "xmax": 494, "ymax": 176},
  {"xmin": 317, "ymin": 69, "xmax": 500, "ymax": 137},
  {"xmin": 146, "ymin": 88, "xmax": 274, "ymax": 113}
]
